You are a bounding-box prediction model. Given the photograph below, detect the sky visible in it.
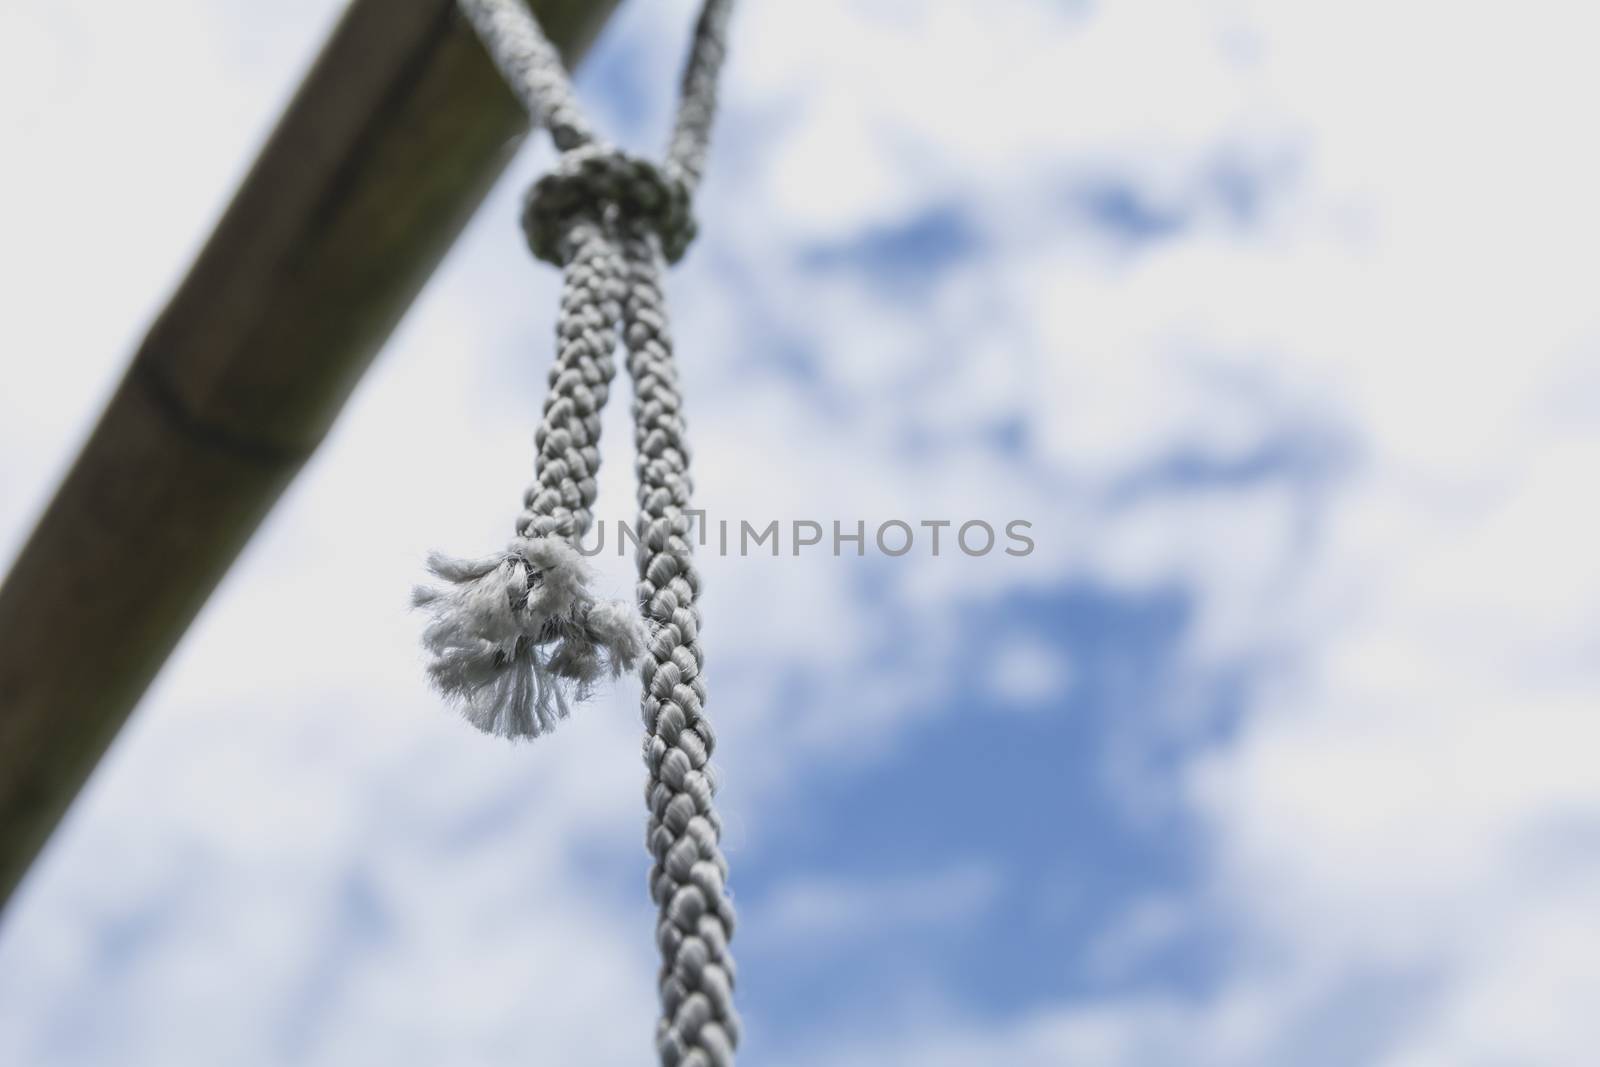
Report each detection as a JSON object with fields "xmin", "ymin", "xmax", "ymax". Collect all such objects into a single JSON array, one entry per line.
[{"xmin": 3, "ymin": 0, "xmax": 1600, "ymax": 1064}]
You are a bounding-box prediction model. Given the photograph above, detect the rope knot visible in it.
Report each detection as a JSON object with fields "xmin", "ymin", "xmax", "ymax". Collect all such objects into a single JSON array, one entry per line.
[{"xmin": 522, "ymin": 145, "xmax": 698, "ymax": 266}]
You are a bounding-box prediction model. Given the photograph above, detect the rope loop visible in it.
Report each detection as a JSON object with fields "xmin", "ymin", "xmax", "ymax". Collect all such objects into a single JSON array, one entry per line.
[
  {"xmin": 448, "ymin": 3, "xmax": 740, "ymax": 1060},
  {"xmin": 523, "ymin": 145, "xmax": 698, "ymax": 266}
]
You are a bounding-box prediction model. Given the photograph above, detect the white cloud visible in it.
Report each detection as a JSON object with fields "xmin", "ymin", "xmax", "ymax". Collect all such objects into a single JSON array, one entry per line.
[
  {"xmin": 987, "ymin": 637, "xmax": 1074, "ymax": 708},
  {"xmin": 748, "ymin": 865, "xmax": 999, "ymax": 951}
]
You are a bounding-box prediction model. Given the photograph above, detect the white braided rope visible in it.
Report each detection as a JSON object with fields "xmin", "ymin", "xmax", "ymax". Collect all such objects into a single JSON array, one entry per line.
[
  {"xmin": 458, "ymin": 0, "xmax": 598, "ymax": 150},
  {"xmin": 414, "ymin": 208, "xmax": 640, "ymax": 740},
  {"xmin": 620, "ymin": 219, "xmax": 739, "ymax": 1065},
  {"xmin": 517, "ymin": 217, "xmax": 624, "ymax": 542},
  {"xmin": 426, "ymin": 2, "xmax": 741, "ymax": 1062},
  {"xmin": 667, "ymin": 0, "xmax": 735, "ymax": 192}
]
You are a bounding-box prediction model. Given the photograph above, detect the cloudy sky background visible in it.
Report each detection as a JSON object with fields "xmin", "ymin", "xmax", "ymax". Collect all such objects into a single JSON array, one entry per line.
[{"xmin": 3, "ymin": 0, "xmax": 1600, "ymax": 1063}]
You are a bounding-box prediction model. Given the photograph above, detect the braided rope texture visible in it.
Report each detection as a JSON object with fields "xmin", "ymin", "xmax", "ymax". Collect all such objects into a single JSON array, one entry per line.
[
  {"xmin": 517, "ymin": 217, "xmax": 624, "ymax": 540},
  {"xmin": 458, "ymin": 0, "xmax": 596, "ymax": 150},
  {"xmin": 667, "ymin": 0, "xmax": 734, "ymax": 192},
  {"xmin": 415, "ymin": 213, "xmax": 643, "ymax": 739},
  {"xmin": 443, "ymin": 1, "xmax": 741, "ymax": 1062},
  {"xmin": 622, "ymin": 222, "xmax": 739, "ymax": 1065}
]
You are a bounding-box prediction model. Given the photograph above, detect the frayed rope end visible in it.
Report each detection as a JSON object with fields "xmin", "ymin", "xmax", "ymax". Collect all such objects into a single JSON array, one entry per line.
[{"xmin": 412, "ymin": 536, "xmax": 646, "ymax": 740}]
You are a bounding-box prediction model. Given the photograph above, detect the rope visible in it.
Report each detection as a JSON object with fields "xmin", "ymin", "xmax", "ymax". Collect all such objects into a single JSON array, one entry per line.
[{"xmin": 420, "ymin": 2, "xmax": 740, "ymax": 1062}]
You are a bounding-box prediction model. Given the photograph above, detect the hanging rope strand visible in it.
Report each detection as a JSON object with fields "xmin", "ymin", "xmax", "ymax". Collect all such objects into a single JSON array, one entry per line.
[
  {"xmin": 411, "ymin": 209, "xmax": 640, "ymax": 738},
  {"xmin": 622, "ymin": 216, "xmax": 739, "ymax": 1064},
  {"xmin": 516, "ymin": 217, "xmax": 625, "ymax": 542},
  {"xmin": 457, "ymin": 0, "xmax": 599, "ymax": 150},
  {"xmin": 667, "ymin": 0, "xmax": 735, "ymax": 191},
  {"xmin": 429, "ymin": 2, "xmax": 741, "ymax": 1062}
]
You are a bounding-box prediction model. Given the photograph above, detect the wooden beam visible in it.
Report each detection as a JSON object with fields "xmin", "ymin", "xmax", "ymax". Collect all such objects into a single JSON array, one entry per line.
[{"xmin": 0, "ymin": 0, "xmax": 622, "ymax": 911}]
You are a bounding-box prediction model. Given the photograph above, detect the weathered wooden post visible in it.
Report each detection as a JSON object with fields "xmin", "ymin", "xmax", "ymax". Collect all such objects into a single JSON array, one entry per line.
[{"xmin": 0, "ymin": 0, "xmax": 623, "ymax": 911}]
